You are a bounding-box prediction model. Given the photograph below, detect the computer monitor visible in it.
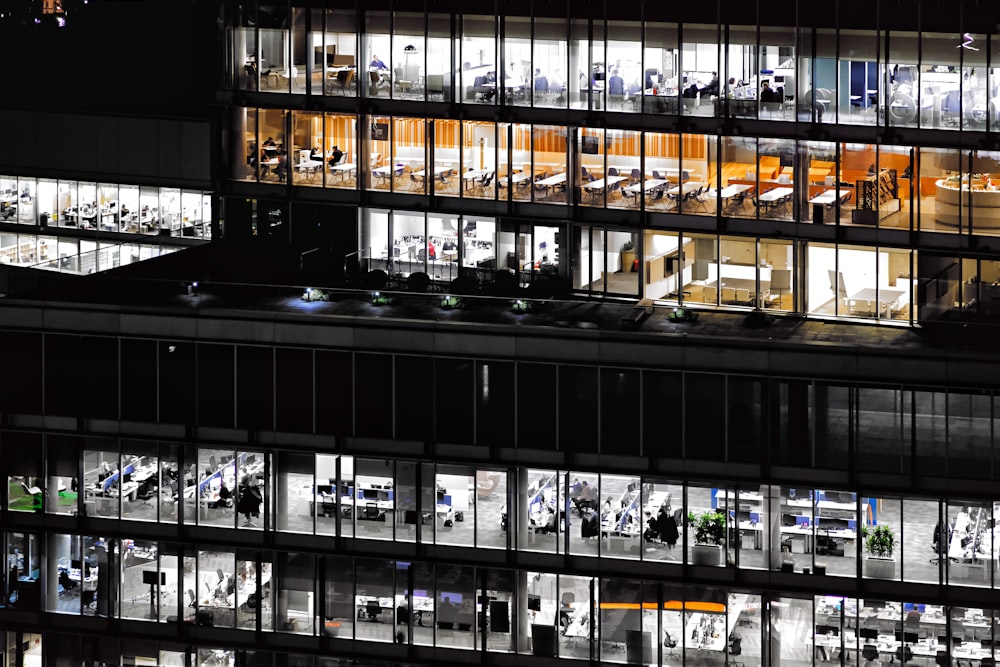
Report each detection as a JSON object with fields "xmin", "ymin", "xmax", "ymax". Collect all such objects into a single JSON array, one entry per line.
[
  {"xmin": 437, "ymin": 489, "xmax": 446, "ymax": 502},
  {"xmin": 123, "ymin": 473, "xmax": 132, "ymax": 484},
  {"xmin": 860, "ymin": 628, "xmax": 879, "ymax": 640},
  {"xmin": 773, "ymin": 75, "xmax": 785, "ymax": 84},
  {"xmin": 866, "ymin": 600, "xmax": 886, "ymax": 610},
  {"xmin": 528, "ymin": 594, "xmax": 542, "ymax": 611},
  {"xmin": 782, "ymin": 514, "xmax": 798, "ymax": 527},
  {"xmin": 316, "ymin": 484, "xmax": 334, "ymax": 495},
  {"xmin": 904, "ymin": 632, "xmax": 919, "ymax": 644},
  {"xmin": 71, "ymin": 559, "xmax": 82, "ymax": 571}
]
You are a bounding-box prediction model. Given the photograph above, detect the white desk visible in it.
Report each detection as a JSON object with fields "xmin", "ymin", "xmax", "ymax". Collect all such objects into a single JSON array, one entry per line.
[
  {"xmin": 758, "ymin": 186, "xmax": 794, "ymax": 202},
  {"xmin": 847, "ymin": 288, "xmax": 905, "ymax": 318},
  {"xmin": 625, "ymin": 178, "xmax": 668, "ymax": 195},
  {"xmin": 808, "ymin": 189, "xmax": 839, "ymax": 205},
  {"xmin": 329, "ymin": 163, "xmax": 356, "ymax": 182}
]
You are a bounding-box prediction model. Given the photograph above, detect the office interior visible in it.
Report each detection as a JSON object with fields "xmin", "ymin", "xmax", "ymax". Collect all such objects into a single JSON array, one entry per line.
[
  {"xmin": 9, "ymin": 445, "xmax": 1000, "ymax": 589},
  {"xmin": 0, "ymin": 176, "xmax": 212, "ymax": 240},
  {"xmin": 357, "ymin": 208, "xmax": 933, "ymax": 322},
  {"xmin": 229, "ymin": 14, "xmax": 1000, "ymax": 132},
  {"xmin": 10, "ymin": 524, "xmax": 1000, "ymax": 667},
  {"xmin": 235, "ymin": 109, "xmax": 1000, "ymax": 239}
]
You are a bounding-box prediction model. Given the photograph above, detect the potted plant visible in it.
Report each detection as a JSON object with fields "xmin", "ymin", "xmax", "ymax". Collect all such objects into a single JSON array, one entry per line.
[
  {"xmin": 689, "ymin": 510, "xmax": 726, "ymax": 566},
  {"xmin": 620, "ymin": 240, "xmax": 636, "ymax": 273},
  {"xmin": 862, "ymin": 524, "xmax": 896, "ymax": 578}
]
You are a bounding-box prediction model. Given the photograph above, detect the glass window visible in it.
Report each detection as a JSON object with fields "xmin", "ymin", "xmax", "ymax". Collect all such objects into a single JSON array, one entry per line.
[
  {"xmin": 460, "ymin": 121, "xmax": 498, "ymax": 200},
  {"xmin": 604, "ymin": 21, "xmax": 640, "ymax": 112},
  {"xmin": 681, "ymin": 24, "xmax": 720, "ymax": 118},
  {"xmin": 355, "ymin": 558, "xmax": 394, "ymax": 642},
  {"xmin": 534, "ymin": 19, "xmax": 568, "ymax": 109},
  {"xmin": 888, "ymin": 32, "xmax": 921, "ymax": 128},
  {"xmin": 840, "ymin": 30, "xmax": 879, "ymax": 125},
  {"xmin": 121, "ymin": 445, "xmax": 158, "ymax": 522},
  {"xmin": 642, "ymin": 230, "xmax": 682, "ymax": 302},
  {"xmin": 520, "ymin": 469, "xmax": 560, "ymax": 554},
  {"xmin": 432, "ymin": 119, "xmax": 460, "ymax": 197},
  {"xmin": 366, "ymin": 115, "xmax": 394, "ymax": 191},
  {"xmin": 322, "ymin": 8, "xmax": 357, "ymax": 97},
  {"xmin": 391, "ymin": 12, "xmax": 424, "ymax": 101},
  {"xmin": 364, "ymin": 12, "xmax": 390, "ymax": 97},
  {"xmin": 425, "ymin": 14, "xmax": 451, "ymax": 102},
  {"xmin": 234, "ymin": 15, "xmax": 257, "ymax": 91},
  {"xmin": 640, "ymin": 23, "xmax": 679, "ymax": 116},
  {"xmin": 291, "ymin": 111, "xmax": 324, "ymax": 188},
  {"xmin": 687, "ymin": 484, "xmax": 725, "ymax": 567},
  {"xmin": 724, "ymin": 26, "xmax": 757, "ymax": 120},
  {"xmin": 641, "ymin": 481, "xmax": 684, "ymax": 562},
  {"xmin": 82, "ymin": 447, "xmax": 119, "ymax": 519},
  {"xmin": 460, "ymin": 16, "xmax": 498, "ymax": 105},
  {"xmin": 197, "ymin": 550, "xmax": 236, "ymax": 628},
  {"xmin": 259, "ymin": 9, "xmax": 292, "ymax": 94},
  {"xmin": 276, "ymin": 552, "xmax": 314, "ymax": 634},
  {"xmin": 15, "ymin": 177, "xmax": 35, "ymax": 224},
  {"xmin": 355, "ymin": 458, "xmax": 396, "ymax": 541},
  {"xmin": 918, "ymin": 147, "xmax": 964, "ymax": 234},
  {"xmin": 324, "ymin": 112, "xmax": 357, "ymax": 190},
  {"xmin": 945, "ymin": 501, "xmax": 992, "ymax": 588}
]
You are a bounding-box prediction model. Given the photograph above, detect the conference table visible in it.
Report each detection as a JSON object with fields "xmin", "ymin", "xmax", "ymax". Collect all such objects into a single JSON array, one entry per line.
[
  {"xmin": 846, "ymin": 288, "xmax": 905, "ymax": 318},
  {"xmin": 535, "ymin": 172, "xmax": 567, "ymax": 198}
]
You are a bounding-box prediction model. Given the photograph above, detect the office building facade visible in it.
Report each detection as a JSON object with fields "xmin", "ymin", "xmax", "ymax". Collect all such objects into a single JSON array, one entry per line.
[{"xmin": 3, "ymin": 1, "xmax": 1000, "ymax": 666}]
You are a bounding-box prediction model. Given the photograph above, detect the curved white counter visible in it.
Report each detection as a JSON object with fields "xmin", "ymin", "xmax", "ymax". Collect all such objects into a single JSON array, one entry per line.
[{"xmin": 934, "ymin": 179, "xmax": 1000, "ymax": 229}]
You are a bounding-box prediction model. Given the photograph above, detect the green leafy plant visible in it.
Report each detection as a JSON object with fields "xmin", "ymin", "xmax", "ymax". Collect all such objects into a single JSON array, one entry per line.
[
  {"xmin": 440, "ymin": 295, "xmax": 463, "ymax": 310},
  {"xmin": 622, "ymin": 239, "xmax": 635, "ymax": 252},
  {"xmin": 861, "ymin": 524, "xmax": 896, "ymax": 559},
  {"xmin": 301, "ymin": 287, "xmax": 328, "ymax": 302},
  {"xmin": 690, "ymin": 510, "xmax": 727, "ymax": 546}
]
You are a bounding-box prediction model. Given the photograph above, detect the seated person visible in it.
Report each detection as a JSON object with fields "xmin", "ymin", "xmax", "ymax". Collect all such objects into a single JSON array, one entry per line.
[
  {"xmin": 702, "ymin": 72, "xmax": 720, "ymax": 97},
  {"xmin": 328, "ymin": 145, "xmax": 344, "ymax": 167}
]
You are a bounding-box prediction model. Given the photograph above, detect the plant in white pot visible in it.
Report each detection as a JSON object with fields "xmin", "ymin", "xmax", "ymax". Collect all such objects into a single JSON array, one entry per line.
[
  {"xmin": 689, "ymin": 510, "xmax": 726, "ymax": 566},
  {"xmin": 862, "ymin": 524, "xmax": 896, "ymax": 578}
]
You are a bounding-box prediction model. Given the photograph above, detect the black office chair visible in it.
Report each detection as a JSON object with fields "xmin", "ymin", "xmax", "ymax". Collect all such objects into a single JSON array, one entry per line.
[
  {"xmin": 364, "ymin": 502, "xmax": 382, "ymax": 521},
  {"xmin": 896, "ymin": 645, "xmax": 914, "ymax": 666},
  {"xmin": 663, "ymin": 630, "xmax": 679, "ymax": 657},
  {"xmin": 366, "ymin": 600, "xmax": 382, "ymax": 622},
  {"xmin": 728, "ymin": 635, "xmax": 745, "ymax": 667},
  {"xmin": 58, "ymin": 570, "xmax": 78, "ymax": 596},
  {"xmin": 862, "ymin": 644, "xmax": 880, "ymax": 666},
  {"xmin": 187, "ymin": 589, "xmax": 197, "ymax": 607}
]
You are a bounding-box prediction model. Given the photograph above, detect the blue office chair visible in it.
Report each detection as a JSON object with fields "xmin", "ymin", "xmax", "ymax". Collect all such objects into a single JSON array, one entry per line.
[{"xmin": 941, "ymin": 90, "xmax": 962, "ymax": 127}]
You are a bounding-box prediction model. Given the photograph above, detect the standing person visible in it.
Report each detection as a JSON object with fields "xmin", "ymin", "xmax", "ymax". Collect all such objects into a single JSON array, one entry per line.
[{"xmin": 427, "ymin": 239, "xmax": 436, "ymax": 261}]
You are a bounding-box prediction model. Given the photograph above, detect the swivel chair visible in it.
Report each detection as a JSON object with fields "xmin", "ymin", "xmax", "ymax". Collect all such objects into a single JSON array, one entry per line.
[
  {"xmin": 728, "ymin": 635, "xmax": 745, "ymax": 667},
  {"xmin": 895, "ymin": 645, "xmax": 914, "ymax": 666},
  {"xmin": 58, "ymin": 570, "xmax": 78, "ymax": 596},
  {"xmin": 366, "ymin": 600, "xmax": 382, "ymax": 622},
  {"xmin": 861, "ymin": 644, "xmax": 880, "ymax": 667}
]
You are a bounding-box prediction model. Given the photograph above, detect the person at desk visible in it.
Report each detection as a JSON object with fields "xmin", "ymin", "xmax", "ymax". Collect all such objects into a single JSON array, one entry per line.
[
  {"xmin": 328, "ymin": 145, "xmax": 344, "ymax": 167},
  {"xmin": 210, "ymin": 481, "xmax": 233, "ymax": 509},
  {"xmin": 760, "ymin": 82, "xmax": 781, "ymax": 103},
  {"xmin": 702, "ymin": 72, "xmax": 720, "ymax": 97},
  {"xmin": 369, "ymin": 54, "xmax": 388, "ymax": 71},
  {"xmin": 310, "ymin": 145, "xmax": 323, "ymax": 162}
]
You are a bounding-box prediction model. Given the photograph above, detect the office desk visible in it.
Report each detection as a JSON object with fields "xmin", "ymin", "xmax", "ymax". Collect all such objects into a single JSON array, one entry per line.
[
  {"xmin": 847, "ymin": 288, "xmax": 905, "ymax": 318},
  {"xmin": 625, "ymin": 178, "xmax": 668, "ymax": 195},
  {"xmin": 757, "ymin": 186, "xmax": 794, "ymax": 215},
  {"xmin": 412, "ymin": 167, "xmax": 449, "ymax": 179},
  {"xmin": 329, "ymin": 162, "xmax": 356, "ymax": 182},
  {"xmin": 535, "ymin": 172, "xmax": 567, "ymax": 197},
  {"xmin": 462, "ymin": 169, "xmax": 489, "ymax": 190},
  {"xmin": 582, "ymin": 175, "xmax": 626, "ymax": 201},
  {"xmin": 808, "ymin": 189, "xmax": 839, "ymax": 205},
  {"xmin": 295, "ymin": 160, "xmax": 324, "ymax": 180}
]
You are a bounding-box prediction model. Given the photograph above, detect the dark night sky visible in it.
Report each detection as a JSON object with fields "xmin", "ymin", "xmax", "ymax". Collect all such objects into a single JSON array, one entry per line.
[{"xmin": 0, "ymin": 0, "xmax": 218, "ymax": 117}]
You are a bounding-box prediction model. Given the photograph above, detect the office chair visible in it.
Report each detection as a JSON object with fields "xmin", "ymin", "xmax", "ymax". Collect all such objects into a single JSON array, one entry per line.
[
  {"xmin": 861, "ymin": 644, "xmax": 879, "ymax": 667},
  {"xmin": 136, "ymin": 480, "xmax": 156, "ymax": 507},
  {"xmin": 895, "ymin": 645, "xmax": 914, "ymax": 666},
  {"xmin": 663, "ymin": 630, "xmax": 679, "ymax": 657},
  {"xmin": 187, "ymin": 589, "xmax": 197, "ymax": 607},
  {"xmin": 58, "ymin": 570, "xmax": 78, "ymax": 596},
  {"xmin": 728, "ymin": 635, "xmax": 745, "ymax": 667},
  {"xmin": 366, "ymin": 600, "xmax": 382, "ymax": 622},
  {"xmin": 941, "ymin": 90, "xmax": 962, "ymax": 127},
  {"xmin": 364, "ymin": 502, "xmax": 381, "ymax": 521}
]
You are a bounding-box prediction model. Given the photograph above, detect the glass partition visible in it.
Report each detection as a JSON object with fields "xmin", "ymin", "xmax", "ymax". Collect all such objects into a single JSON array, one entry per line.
[
  {"xmin": 840, "ymin": 30, "xmax": 879, "ymax": 125},
  {"xmin": 391, "ymin": 13, "xmax": 424, "ymax": 101}
]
